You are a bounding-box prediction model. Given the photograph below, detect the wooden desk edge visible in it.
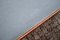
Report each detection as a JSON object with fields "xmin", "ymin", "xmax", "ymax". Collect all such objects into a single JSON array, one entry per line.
[{"xmin": 17, "ymin": 8, "xmax": 60, "ymax": 40}]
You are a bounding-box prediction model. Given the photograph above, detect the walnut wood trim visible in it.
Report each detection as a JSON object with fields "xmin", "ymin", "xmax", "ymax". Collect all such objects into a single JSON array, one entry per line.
[{"xmin": 17, "ymin": 8, "xmax": 60, "ymax": 40}]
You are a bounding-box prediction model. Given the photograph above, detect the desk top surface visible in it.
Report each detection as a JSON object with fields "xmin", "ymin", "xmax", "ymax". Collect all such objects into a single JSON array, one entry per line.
[{"xmin": 0, "ymin": 0, "xmax": 60, "ymax": 40}]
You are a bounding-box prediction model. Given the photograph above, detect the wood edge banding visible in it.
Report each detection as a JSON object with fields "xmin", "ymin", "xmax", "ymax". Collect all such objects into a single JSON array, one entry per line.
[{"xmin": 17, "ymin": 8, "xmax": 60, "ymax": 40}]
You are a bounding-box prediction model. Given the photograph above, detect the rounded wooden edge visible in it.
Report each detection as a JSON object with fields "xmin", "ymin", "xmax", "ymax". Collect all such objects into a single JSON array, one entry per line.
[{"xmin": 16, "ymin": 7, "xmax": 60, "ymax": 40}]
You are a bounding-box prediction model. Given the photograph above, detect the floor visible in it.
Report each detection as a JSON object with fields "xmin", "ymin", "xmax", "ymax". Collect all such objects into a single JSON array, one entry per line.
[{"xmin": 22, "ymin": 10, "xmax": 60, "ymax": 40}]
